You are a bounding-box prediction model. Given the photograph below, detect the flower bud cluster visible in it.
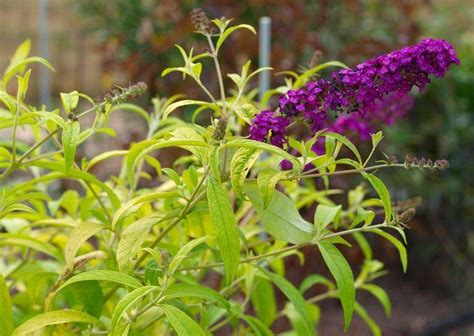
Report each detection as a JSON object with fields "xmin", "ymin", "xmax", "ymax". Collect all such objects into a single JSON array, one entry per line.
[
  {"xmin": 104, "ymin": 82, "xmax": 147, "ymax": 105},
  {"xmin": 404, "ymin": 155, "xmax": 449, "ymax": 170}
]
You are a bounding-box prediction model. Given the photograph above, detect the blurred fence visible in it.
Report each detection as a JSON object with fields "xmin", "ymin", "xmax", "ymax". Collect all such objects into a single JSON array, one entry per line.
[{"xmin": 0, "ymin": 0, "xmax": 104, "ymax": 102}]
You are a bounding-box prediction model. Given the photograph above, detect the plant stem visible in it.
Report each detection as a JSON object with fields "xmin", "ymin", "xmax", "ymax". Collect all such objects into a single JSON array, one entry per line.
[
  {"xmin": 178, "ymin": 223, "xmax": 390, "ymax": 271},
  {"xmin": 134, "ymin": 168, "xmax": 210, "ymax": 268},
  {"xmin": 286, "ymin": 163, "xmax": 406, "ymax": 181},
  {"xmin": 11, "ymin": 99, "xmax": 21, "ymax": 163},
  {"xmin": 206, "ymin": 34, "xmax": 227, "ymax": 117}
]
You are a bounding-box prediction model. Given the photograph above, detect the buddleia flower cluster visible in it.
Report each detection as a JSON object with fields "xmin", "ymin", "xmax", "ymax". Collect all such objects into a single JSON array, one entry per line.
[{"xmin": 250, "ymin": 38, "xmax": 460, "ymax": 148}]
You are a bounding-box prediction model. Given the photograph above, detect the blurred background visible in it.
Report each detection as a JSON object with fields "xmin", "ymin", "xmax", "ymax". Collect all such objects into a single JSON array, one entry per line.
[{"xmin": 1, "ymin": 0, "xmax": 473, "ymax": 334}]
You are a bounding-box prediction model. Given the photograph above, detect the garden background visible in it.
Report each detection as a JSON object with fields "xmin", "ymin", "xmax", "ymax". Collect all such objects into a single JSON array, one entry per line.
[{"xmin": 1, "ymin": 0, "xmax": 473, "ymax": 334}]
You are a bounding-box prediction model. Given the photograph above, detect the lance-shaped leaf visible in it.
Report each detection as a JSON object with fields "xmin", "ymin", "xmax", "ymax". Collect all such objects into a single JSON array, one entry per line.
[
  {"xmin": 162, "ymin": 283, "xmax": 228, "ymax": 308},
  {"xmin": 363, "ymin": 173, "xmax": 392, "ymax": 223},
  {"xmin": 258, "ymin": 267, "xmax": 313, "ymax": 334},
  {"xmin": 159, "ymin": 304, "xmax": 206, "ymax": 336},
  {"xmin": 64, "ymin": 221, "xmax": 103, "ymax": 270},
  {"xmin": 117, "ymin": 216, "xmax": 162, "ymax": 273},
  {"xmin": 314, "ymin": 204, "xmax": 342, "ymax": 231},
  {"xmin": 62, "ymin": 120, "xmax": 80, "ymax": 174},
  {"xmin": 58, "ymin": 270, "xmax": 142, "ymax": 292},
  {"xmin": 111, "ymin": 286, "xmax": 160, "ymax": 334},
  {"xmin": 354, "ymin": 302, "xmax": 381, "ymax": 336},
  {"xmin": 224, "ymin": 139, "xmax": 301, "ymax": 170},
  {"xmin": 371, "ymin": 228, "xmax": 407, "ymax": 272},
  {"xmin": 257, "ymin": 169, "xmax": 287, "ymax": 209},
  {"xmin": 230, "ymin": 147, "xmax": 262, "ymax": 199},
  {"xmin": 167, "ymin": 237, "xmax": 209, "ymax": 275},
  {"xmin": 207, "ymin": 177, "xmax": 240, "ymax": 285},
  {"xmin": 60, "ymin": 91, "xmax": 79, "ymax": 114},
  {"xmin": 0, "ymin": 275, "xmax": 13, "ymax": 336},
  {"xmin": 244, "ymin": 183, "xmax": 314, "ymax": 244},
  {"xmin": 12, "ymin": 310, "xmax": 101, "ymax": 336},
  {"xmin": 0, "ymin": 233, "xmax": 62, "ymax": 260},
  {"xmin": 318, "ymin": 241, "xmax": 355, "ymax": 331},
  {"xmin": 360, "ymin": 284, "xmax": 391, "ymax": 317}
]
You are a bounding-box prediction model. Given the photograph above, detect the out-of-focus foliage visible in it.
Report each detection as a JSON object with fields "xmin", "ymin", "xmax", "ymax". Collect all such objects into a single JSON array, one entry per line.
[{"xmin": 74, "ymin": 0, "xmax": 427, "ymax": 96}]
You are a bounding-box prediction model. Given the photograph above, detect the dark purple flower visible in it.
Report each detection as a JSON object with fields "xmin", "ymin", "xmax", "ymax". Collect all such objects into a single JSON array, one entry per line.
[
  {"xmin": 329, "ymin": 38, "xmax": 459, "ymax": 114},
  {"xmin": 278, "ymin": 38, "xmax": 459, "ymax": 136},
  {"xmin": 249, "ymin": 110, "xmax": 289, "ymax": 148},
  {"xmin": 250, "ymin": 38, "xmax": 458, "ymax": 163}
]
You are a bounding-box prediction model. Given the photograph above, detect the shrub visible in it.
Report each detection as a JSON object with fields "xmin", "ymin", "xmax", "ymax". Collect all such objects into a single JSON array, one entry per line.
[{"xmin": 0, "ymin": 12, "xmax": 457, "ymax": 335}]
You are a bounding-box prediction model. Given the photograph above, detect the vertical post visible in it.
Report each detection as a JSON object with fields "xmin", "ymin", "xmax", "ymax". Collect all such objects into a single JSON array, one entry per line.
[
  {"xmin": 39, "ymin": 0, "xmax": 51, "ymax": 108},
  {"xmin": 258, "ymin": 17, "xmax": 271, "ymax": 105}
]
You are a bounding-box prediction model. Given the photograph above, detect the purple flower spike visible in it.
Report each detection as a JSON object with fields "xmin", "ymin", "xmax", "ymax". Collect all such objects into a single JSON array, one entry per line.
[
  {"xmin": 250, "ymin": 38, "xmax": 459, "ymax": 156},
  {"xmin": 278, "ymin": 38, "xmax": 459, "ymax": 135}
]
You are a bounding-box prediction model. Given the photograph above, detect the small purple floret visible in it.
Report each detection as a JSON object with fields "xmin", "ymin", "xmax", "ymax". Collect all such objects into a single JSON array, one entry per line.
[{"xmin": 249, "ymin": 110, "xmax": 289, "ymax": 148}]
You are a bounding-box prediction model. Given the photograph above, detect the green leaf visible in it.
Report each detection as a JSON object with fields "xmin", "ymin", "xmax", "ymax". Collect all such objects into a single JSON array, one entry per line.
[
  {"xmin": 251, "ymin": 277, "xmax": 277, "ymax": 327},
  {"xmin": 12, "ymin": 310, "xmax": 101, "ymax": 336},
  {"xmin": 162, "ymin": 99, "xmax": 213, "ymax": 121},
  {"xmin": 371, "ymin": 228, "xmax": 407, "ymax": 272},
  {"xmin": 363, "ymin": 173, "xmax": 392, "ymax": 223},
  {"xmin": 354, "ymin": 302, "xmax": 381, "ymax": 336},
  {"xmin": 216, "ymin": 24, "xmax": 256, "ymax": 52},
  {"xmin": 361, "ymin": 284, "xmax": 391, "ymax": 317},
  {"xmin": 207, "ymin": 177, "xmax": 240, "ymax": 285},
  {"xmin": 170, "ymin": 127, "xmax": 208, "ymax": 156},
  {"xmin": 314, "ymin": 204, "xmax": 342, "ymax": 230},
  {"xmin": 112, "ymin": 191, "xmax": 178, "ymax": 230},
  {"xmin": 9, "ymin": 39, "xmax": 31, "ymax": 69},
  {"xmin": 224, "ymin": 139, "xmax": 301, "ymax": 170},
  {"xmin": 159, "ymin": 304, "xmax": 206, "ymax": 336},
  {"xmin": 86, "ymin": 150, "xmax": 128, "ymax": 171},
  {"xmin": 244, "ymin": 183, "xmax": 314, "ymax": 244},
  {"xmin": 3, "ymin": 56, "xmax": 55, "ymax": 89},
  {"xmin": 167, "ymin": 237, "xmax": 209, "ymax": 275},
  {"xmin": 352, "ymin": 232, "xmax": 373, "ymax": 260},
  {"xmin": 70, "ymin": 281, "xmax": 104, "ymax": 318},
  {"xmin": 111, "ymin": 286, "xmax": 160, "ymax": 334},
  {"xmin": 22, "ymin": 160, "xmax": 121, "ymax": 211},
  {"xmin": 64, "ymin": 221, "xmax": 103, "ymax": 270},
  {"xmin": 0, "ymin": 275, "xmax": 13, "ymax": 336},
  {"xmin": 324, "ymin": 132, "xmax": 362, "ymax": 165},
  {"xmin": 62, "ymin": 120, "xmax": 80, "ymax": 174},
  {"xmin": 257, "ymin": 169, "xmax": 287, "ymax": 209},
  {"xmin": 16, "ymin": 69, "xmax": 31, "ymax": 101},
  {"xmin": 0, "ymin": 233, "xmax": 62, "ymax": 260},
  {"xmin": 299, "ymin": 274, "xmax": 335, "ymax": 294},
  {"xmin": 110, "ymin": 103, "xmax": 151, "ymax": 123},
  {"xmin": 258, "ymin": 267, "xmax": 313, "ymax": 334},
  {"xmin": 240, "ymin": 314, "xmax": 274, "ymax": 336},
  {"xmin": 58, "ymin": 270, "xmax": 142, "ymax": 292},
  {"xmin": 350, "ymin": 207, "xmax": 375, "ymax": 229},
  {"xmin": 60, "ymin": 91, "xmax": 79, "ymax": 114},
  {"xmin": 126, "ymin": 139, "xmax": 208, "ymax": 187},
  {"xmin": 162, "ymin": 283, "xmax": 228, "ymax": 308},
  {"xmin": 230, "ymin": 147, "xmax": 262, "ymax": 198},
  {"xmin": 234, "ymin": 103, "xmax": 258, "ymax": 124},
  {"xmin": 117, "ymin": 216, "xmax": 161, "ymax": 273},
  {"xmin": 371, "ymin": 131, "xmax": 383, "ymax": 149},
  {"xmin": 293, "ymin": 61, "xmax": 349, "ymax": 88},
  {"xmin": 318, "ymin": 241, "xmax": 355, "ymax": 331}
]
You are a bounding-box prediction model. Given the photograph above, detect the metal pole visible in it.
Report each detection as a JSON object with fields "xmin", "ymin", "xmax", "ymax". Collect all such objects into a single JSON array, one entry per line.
[
  {"xmin": 39, "ymin": 0, "xmax": 51, "ymax": 108},
  {"xmin": 258, "ymin": 17, "xmax": 271, "ymax": 105}
]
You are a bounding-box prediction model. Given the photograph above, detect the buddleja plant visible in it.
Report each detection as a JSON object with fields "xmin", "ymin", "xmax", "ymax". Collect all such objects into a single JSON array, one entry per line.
[{"xmin": 0, "ymin": 10, "xmax": 458, "ymax": 336}]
